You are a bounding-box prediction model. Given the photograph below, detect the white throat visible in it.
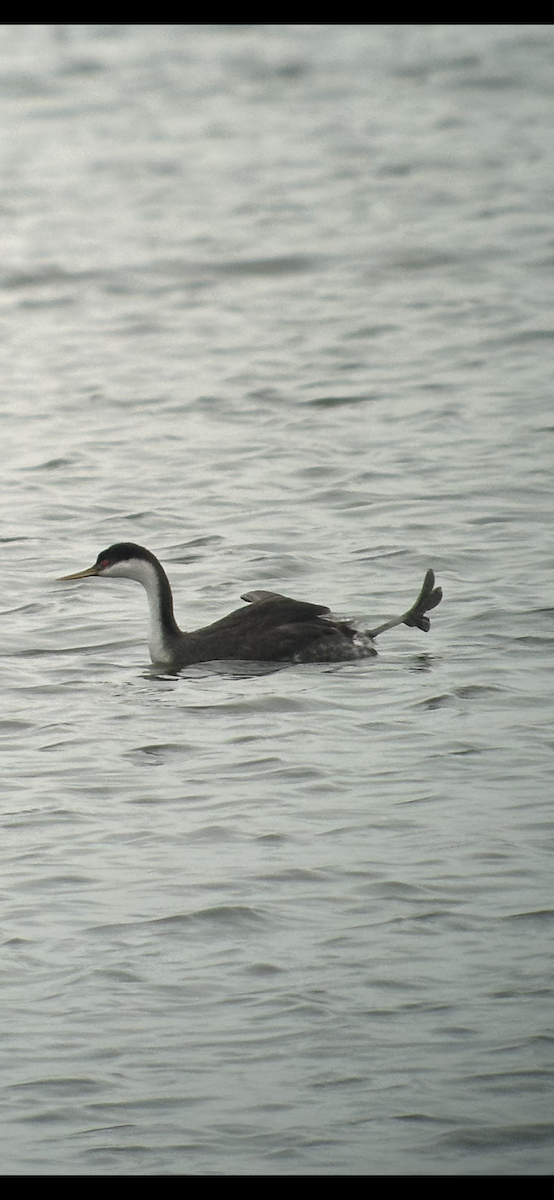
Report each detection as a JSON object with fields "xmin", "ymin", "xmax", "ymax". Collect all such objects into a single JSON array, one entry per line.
[{"xmin": 101, "ymin": 557, "xmax": 173, "ymax": 664}]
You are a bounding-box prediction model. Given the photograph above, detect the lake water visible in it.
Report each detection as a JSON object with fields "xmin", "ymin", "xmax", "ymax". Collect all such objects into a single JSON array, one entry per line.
[{"xmin": 0, "ymin": 24, "xmax": 553, "ymax": 1176}]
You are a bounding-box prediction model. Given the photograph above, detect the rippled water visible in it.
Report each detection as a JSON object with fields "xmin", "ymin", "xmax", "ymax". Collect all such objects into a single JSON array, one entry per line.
[{"xmin": 0, "ymin": 24, "xmax": 553, "ymax": 1176}]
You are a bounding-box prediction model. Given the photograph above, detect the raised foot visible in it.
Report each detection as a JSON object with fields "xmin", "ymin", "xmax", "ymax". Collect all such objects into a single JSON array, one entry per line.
[{"xmin": 403, "ymin": 569, "xmax": 443, "ymax": 633}]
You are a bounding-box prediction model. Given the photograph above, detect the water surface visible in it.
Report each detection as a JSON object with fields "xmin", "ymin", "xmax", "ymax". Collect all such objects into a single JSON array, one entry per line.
[{"xmin": 0, "ymin": 24, "xmax": 553, "ymax": 1176}]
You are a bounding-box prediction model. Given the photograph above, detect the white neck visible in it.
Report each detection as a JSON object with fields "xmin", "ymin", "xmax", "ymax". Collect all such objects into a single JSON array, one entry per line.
[{"xmin": 101, "ymin": 557, "xmax": 177, "ymax": 665}]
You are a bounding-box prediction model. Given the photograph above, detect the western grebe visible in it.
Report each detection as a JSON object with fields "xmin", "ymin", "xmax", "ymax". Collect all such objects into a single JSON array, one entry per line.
[{"xmin": 59, "ymin": 542, "xmax": 442, "ymax": 671}]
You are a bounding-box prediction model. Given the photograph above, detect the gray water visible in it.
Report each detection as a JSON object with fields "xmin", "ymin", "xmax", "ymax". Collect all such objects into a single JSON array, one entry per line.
[{"xmin": 0, "ymin": 24, "xmax": 553, "ymax": 1176}]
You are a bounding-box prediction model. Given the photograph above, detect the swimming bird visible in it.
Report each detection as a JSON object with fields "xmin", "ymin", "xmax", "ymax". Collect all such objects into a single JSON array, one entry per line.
[{"xmin": 59, "ymin": 542, "xmax": 442, "ymax": 671}]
